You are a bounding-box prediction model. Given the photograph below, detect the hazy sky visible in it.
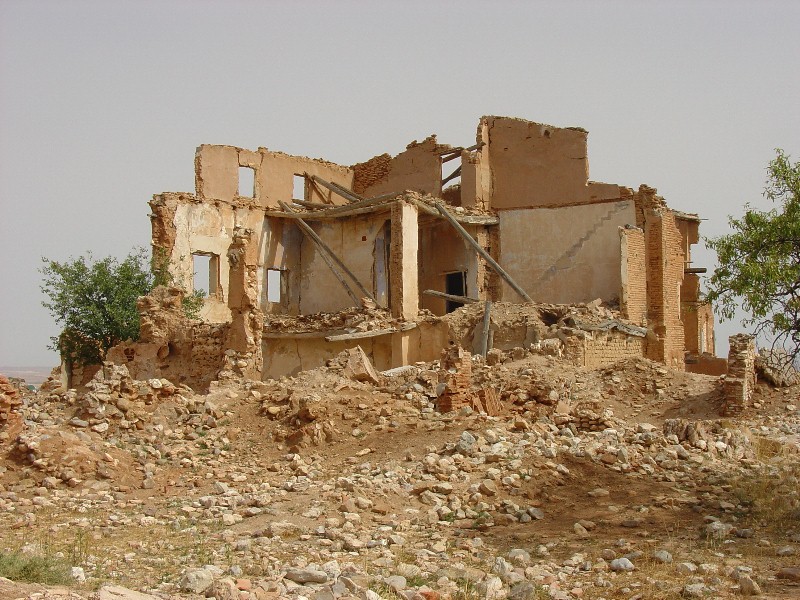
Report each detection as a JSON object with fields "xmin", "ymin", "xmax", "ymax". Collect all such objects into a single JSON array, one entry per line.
[{"xmin": 1, "ymin": 0, "xmax": 798, "ymax": 367}]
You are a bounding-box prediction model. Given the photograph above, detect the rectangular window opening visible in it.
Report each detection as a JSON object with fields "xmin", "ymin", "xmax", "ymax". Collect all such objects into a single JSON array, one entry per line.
[
  {"xmin": 445, "ymin": 271, "xmax": 467, "ymax": 313},
  {"xmin": 266, "ymin": 268, "xmax": 285, "ymax": 303},
  {"xmin": 192, "ymin": 253, "xmax": 219, "ymax": 296},
  {"xmin": 441, "ymin": 157, "xmax": 462, "ymax": 189},
  {"xmin": 239, "ymin": 166, "xmax": 255, "ymax": 198},
  {"xmin": 293, "ymin": 174, "xmax": 307, "ymax": 201}
]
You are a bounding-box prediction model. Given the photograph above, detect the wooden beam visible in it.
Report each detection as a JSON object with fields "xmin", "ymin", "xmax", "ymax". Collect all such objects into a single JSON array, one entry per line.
[
  {"xmin": 477, "ymin": 301, "xmax": 492, "ymax": 357},
  {"xmin": 441, "ymin": 165, "xmax": 462, "ymax": 187},
  {"xmin": 265, "ymin": 200, "xmax": 398, "ymax": 221},
  {"xmin": 306, "ymin": 176, "xmax": 335, "ymax": 205},
  {"xmin": 423, "ymin": 289, "xmax": 479, "ymax": 304},
  {"xmin": 406, "ymin": 197, "xmax": 499, "ymax": 226},
  {"xmin": 325, "ymin": 328, "xmax": 396, "ymax": 342},
  {"xmin": 329, "ymin": 180, "xmax": 366, "ymax": 202},
  {"xmin": 292, "ymin": 198, "xmax": 329, "ymax": 209},
  {"xmin": 439, "ymin": 146, "xmax": 464, "ymax": 157},
  {"xmin": 278, "ymin": 201, "xmax": 378, "ymax": 305},
  {"xmin": 440, "ymin": 142, "xmax": 484, "ymax": 160},
  {"xmin": 325, "ymin": 322, "xmax": 417, "ymax": 342},
  {"xmin": 278, "ymin": 201, "xmax": 362, "ymax": 305},
  {"xmin": 303, "ymin": 202, "xmax": 395, "ymax": 220},
  {"xmin": 310, "ymin": 175, "xmax": 364, "ymax": 204},
  {"xmin": 365, "ymin": 190, "xmax": 404, "ymax": 202},
  {"xmin": 434, "ymin": 202, "xmax": 532, "ymax": 302},
  {"xmin": 306, "ymin": 186, "xmax": 403, "ymax": 216},
  {"xmin": 263, "ymin": 329, "xmax": 348, "ymax": 339}
]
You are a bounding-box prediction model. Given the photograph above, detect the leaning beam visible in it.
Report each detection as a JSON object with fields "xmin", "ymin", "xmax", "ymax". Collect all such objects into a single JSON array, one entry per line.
[
  {"xmin": 309, "ymin": 175, "xmax": 364, "ymax": 204},
  {"xmin": 422, "ymin": 289, "xmax": 479, "ymax": 304},
  {"xmin": 278, "ymin": 201, "xmax": 377, "ymax": 305},
  {"xmin": 434, "ymin": 202, "xmax": 532, "ymax": 303}
]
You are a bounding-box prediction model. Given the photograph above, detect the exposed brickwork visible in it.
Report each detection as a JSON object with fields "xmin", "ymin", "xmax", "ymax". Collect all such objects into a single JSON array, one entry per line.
[
  {"xmin": 581, "ymin": 332, "xmax": 645, "ymax": 368},
  {"xmin": 620, "ymin": 226, "xmax": 647, "ymax": 325},
  {"xmin": 351, "ymin": 153, "xmax": 392, "ymax": 195},
  {"xmin": 436, "ymin": 347, "xmax": 474, "ymax": 413},
  {"xmin": 723, "ymin": 334, "xmax": 756, "ymax": 416},
  {"xmin": 435, "ymin": 347, "xmax": 502, "ymax": 415},
  {"xmin": 562, "ymin": 330, "xmax": 644, "ymax": 369},
  {"xmin": 636, "ymin": 186, "xmax": 685, "ymax": 370}
]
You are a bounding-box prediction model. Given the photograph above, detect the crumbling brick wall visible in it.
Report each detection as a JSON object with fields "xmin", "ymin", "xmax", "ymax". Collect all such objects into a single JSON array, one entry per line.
[
  {"xmin": 435, "ymin": 347, "xmax": 501, "ymax": 415},
  {"xmin": 565, "ymin": 330, "xmax": 645, "ymax": 368},
  {"xmin": 619, "ymin": 226, "xmax": 647, "ymax": 325},
  {"xmin": 723, "ymin": 334, "xmax": 756, "ymax": 416},
  {"xmin": 681, "ymin": 274, "xmax": 715, "ymax": 356},
  {"xmin": 637, "ymin": 186, "xmax": 686, "ymax": 369},
  {"xmin": 352, "ymin": 136, "xmax": 449, "ymax": 199},
  {"xmin": 352, "ymin": 154, "xmax": 392, "ymax": 195}
]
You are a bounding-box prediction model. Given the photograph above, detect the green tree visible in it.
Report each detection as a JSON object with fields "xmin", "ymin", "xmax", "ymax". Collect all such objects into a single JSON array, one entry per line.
[
  {"xmin": 40, "ymin": 247, "xmax": 203, "ymax": 366},
  {"xmin": 705, "ymin": 150, "xmax": 800, "ymax": 359}
]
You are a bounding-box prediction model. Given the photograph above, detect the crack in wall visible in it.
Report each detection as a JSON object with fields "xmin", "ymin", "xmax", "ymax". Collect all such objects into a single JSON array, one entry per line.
[{"xmin": 534, "ymin": 201, "xmax": 631, "ymax": 289}]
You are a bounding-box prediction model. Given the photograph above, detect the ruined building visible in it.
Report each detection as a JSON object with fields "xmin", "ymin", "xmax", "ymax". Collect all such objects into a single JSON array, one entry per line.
[{"xmin": 107, "ymin": 116, "xmax": 717, "ymax": 388}]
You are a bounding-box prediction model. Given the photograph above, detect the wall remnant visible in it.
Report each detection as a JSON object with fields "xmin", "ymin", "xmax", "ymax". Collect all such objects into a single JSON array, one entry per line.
[
  {"xmin": 723, "ymin": 334, "xmax": 757, "ymax": 416},
  {"xmin": 0, "ymin": 375, "xmax": 22, "ymax": 433}
]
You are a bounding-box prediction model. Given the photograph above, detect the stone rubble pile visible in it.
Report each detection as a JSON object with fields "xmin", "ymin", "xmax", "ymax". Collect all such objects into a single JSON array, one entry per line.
[{"xmin": 0, "ymin": 349, "xmax": 798, "ymax": 599}]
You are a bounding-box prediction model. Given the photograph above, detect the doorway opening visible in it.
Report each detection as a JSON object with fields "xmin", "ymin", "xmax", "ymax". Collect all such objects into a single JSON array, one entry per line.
[{"xmin": 445, "ymin": 271, "xmax": 466, "ymax": 313}]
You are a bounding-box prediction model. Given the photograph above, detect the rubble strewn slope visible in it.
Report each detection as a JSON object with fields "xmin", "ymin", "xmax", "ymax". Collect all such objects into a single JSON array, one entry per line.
[{"xmin": 1, "ymin": 348, "xmax": 799, "ymax": 600}]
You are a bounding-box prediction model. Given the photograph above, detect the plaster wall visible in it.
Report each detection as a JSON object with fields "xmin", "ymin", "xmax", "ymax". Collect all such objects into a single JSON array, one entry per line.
[
  {"xmin": 195, "ymin": 144, "xmax": 354, "ymax": 208},
  {"xmin": 390, "ymin": 202, "xmax": 419, "ymax": 320},
  {"xmin": 263, "ymin": 336, "xmax": 392, "ymax": 379},
  {"xmin": 498, "ymin": 201, "xmax": 636, "ymax": 304},
  {"xmin": 259, "ymin": 151, "xmax": 353, "ymax": 208},
  {"xmin": 686, "ymin": 354, "xmax": 728, "ymax": 376},
  {"xmin": 297, "ymin": 215, "xmax": 389, "ymax": 314},
  {"xmin": 259, "ymin": 217, "xmax": 303, "ymax": 314},
  {"xmin": 418, "ymin": 219, "xmax": 477, "ymax": 315},
  {"xmin": 261, "ymin": 321, "xmax": 448, "ymax": 379},
  {"xmin": 155, "ymin": 193, "xmax": 272, "ymax": 324},
  {"xmin": 482, "ymin": 116, "xmax": 623, "ymax": 209}
]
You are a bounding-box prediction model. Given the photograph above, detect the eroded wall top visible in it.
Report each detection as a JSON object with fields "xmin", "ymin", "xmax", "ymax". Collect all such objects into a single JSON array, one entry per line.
[
  {"xmin": 479, "ymin": 116, "xmax": 622, "ymax": 210},
  {"xmin": 195, "ymin": 144, "xmax": 354, "ymax": 208}
]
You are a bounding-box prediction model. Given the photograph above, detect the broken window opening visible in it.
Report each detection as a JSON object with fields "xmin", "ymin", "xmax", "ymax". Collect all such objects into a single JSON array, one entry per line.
[
  {"xmin": 239, "ymin": 166, "xmax": 255, "ymax": 198},
  {"xmin": 192, "ymin": 253, "xmax": 219, "ymax": 296},
  {"xmin": 293, "ymin": 174, "xmax": 307, "ymax": 201},
  {"xmin": 266, "ymin": 268, "xmax": 286, "ymax": 304},
  {"xmin": 445, "ymin": 271, "xmax": 467, "ymax": 313},
  {"xmin": 441, "ymin": 157, "xmax": 462, "ymax": 189}
]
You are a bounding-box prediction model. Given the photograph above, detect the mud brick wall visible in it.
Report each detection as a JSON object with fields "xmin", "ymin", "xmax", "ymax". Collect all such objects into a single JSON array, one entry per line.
[
  {"xmin": 686, "ymin": 354, "xmax": 729, "ymax": 376},
  {"xmin": 724, "ymin": 334, "xmax": 756, "ymax": 416},
  {"xmin": 581, "ymin": 332, "xmax": 645, "ymax": 369},
  {"xmin": 563, "ymin": 331, "xmax": 644, "ymax": 368},
  {"xmin": 352, "ymin": 154, "xmax": 392, "ymax": 195},
  {"xmin": 437, "ymin": 347, "xmax": 474, "ymax": 413}
]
